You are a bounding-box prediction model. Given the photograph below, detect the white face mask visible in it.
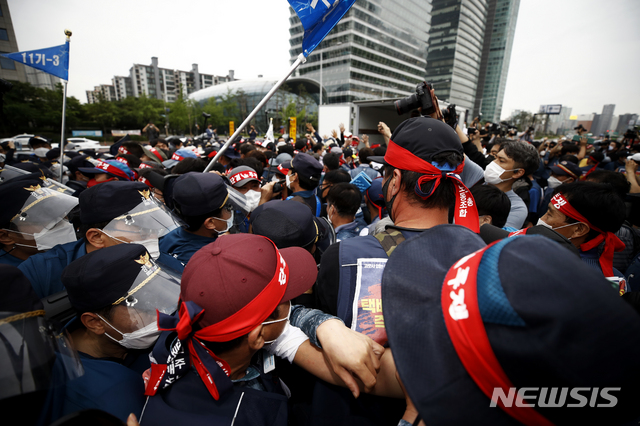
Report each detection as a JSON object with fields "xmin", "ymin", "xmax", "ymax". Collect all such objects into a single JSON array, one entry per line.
[
  {"xmin": 245, "ymin": 190, "xmax": 261, "ymax": 212},
  {"xmin": 34, "ymin": 147, "xmax": 50, "ymax": 158},
  {"xmin": 101, "ymin": 230, "xmax": 160, "ymax": 259},
  {"xmin": 547, "ymin": 176, "xmax": 565, "ymax": 189},
  {"xmin": 213, "ymin": 211, "xmax": 234, "ymax": 235},
  {"xmin": 262, "ymin": 302, "xmax": 292, "ymax": 345},
  {"xmin": 97, "ymin": 314, "xmax": 161, "ymax": 350},
  {"xmin": 32, "ymin": 220, "xmax": 77, "ymax": 250},
  {"xmin": 484, "ymin": 161, "xmax": 519, "ymax": 185},
  {"xmin": 536, "ymin": 218, "xmax": 580, "ymax": 236},
  {"xmin": 285, "ymin": 174, "xmax": 292, "ymax": 189}
]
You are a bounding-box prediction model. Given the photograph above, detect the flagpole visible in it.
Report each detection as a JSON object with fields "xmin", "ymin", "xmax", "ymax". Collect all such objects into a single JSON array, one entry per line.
[
  {"xmin": 203, "ymin": 53, "xmax": 307, "ymax": 173},
  {"xmin": 58, "ymin": 29, "xmax": 71, "ymax": 183}
]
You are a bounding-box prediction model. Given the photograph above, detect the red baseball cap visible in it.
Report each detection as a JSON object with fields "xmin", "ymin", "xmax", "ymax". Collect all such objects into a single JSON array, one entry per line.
[{"xmin": 181, "ymin": 233, "xmax": 317, "ymax": 328}]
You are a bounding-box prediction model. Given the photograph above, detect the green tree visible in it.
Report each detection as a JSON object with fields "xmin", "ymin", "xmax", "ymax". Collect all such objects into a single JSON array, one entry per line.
[
  {"xmin": 167, "ymin": 87, "xmax": 189, "ymax": 135},
  {"xmin": 85, "ymin": 94, "xmax": 118, "ymax": 135},
  {"xmin": 506, "ymin": 110, "xmax": 535, "ymax": 132}
]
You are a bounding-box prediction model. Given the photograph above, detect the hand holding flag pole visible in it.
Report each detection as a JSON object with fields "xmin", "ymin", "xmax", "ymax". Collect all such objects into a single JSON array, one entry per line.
[{"xmin": 203, "ymin": 0, "xmax": 355, "ymax": 173}]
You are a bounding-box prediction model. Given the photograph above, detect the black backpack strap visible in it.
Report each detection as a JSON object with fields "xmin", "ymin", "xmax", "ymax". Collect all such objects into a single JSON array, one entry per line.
[{"xmin": 374, "ymin": 229, "xmax": 406, "ymax": 257}]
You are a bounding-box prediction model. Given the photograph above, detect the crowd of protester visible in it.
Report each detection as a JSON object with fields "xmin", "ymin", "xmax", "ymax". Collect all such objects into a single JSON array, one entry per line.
[{"xmin": 2, "ymin": 94, "xmax": 640, "ymax": 426}]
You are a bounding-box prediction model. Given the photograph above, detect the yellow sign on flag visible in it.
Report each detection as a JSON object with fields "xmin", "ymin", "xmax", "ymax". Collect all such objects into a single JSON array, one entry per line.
[
  {"xmin": 229, "ymin": 121, "xmax": 234, "ymax": 135},
  {"xmin": 569, "ymin": 115, "xmax": 578, "ymax": 120},
  {"xmin": 289, "ymin": 117, "xmax": 297, "ymax": 142}
]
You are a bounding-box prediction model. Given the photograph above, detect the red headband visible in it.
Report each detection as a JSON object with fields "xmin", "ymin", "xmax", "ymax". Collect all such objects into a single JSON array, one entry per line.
[
  {"xmin": 229, "ymin": 170, "xmax": 259, "ymax": 186},
  {"xmin": 551, "ymin": 193, "xmax": 624, "ymax": 277},
  {"xmin": 384, "ymin": 140, "xmax": 479, "ymax": 233},
  {"xmin": 148, "ymin": 147, "xmax": 164, "ymax": 163},
  {"xmin": 442, "ymin": 244, "xmax": 554, "ymax": 426},
  {"xmin": 171, "ymin": 152, "xmax": 185, "ymax": 162},
  {"xmin": 581, "ymin": 156, "xmax": 600, "ymax": 180},
  {"xmin": 115, "ymin": 156, "xmax": 130, "ymax": 167},
  {"xmin": 152, "ymin": 239, "xmax": 290, "ymax": 400},
  {"xmin": 139, "ymin": 176, "xmax": 152, "ymax": 188},
  {"xmin": 118, "ymin": 146, "xmax": 130, "ymax": 155},
  {"xmin": 94, "ymin": 160, "xmax": 132, "ymax": 181},
  {"xmin": 277, "ymin": 163, "xmax": 290, "ymax": 175}
]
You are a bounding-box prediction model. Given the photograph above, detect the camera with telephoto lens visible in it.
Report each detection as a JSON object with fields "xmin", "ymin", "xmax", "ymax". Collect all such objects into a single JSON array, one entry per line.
[
  {"xmin": 442, "ymin": 104, "xmax": 458, "ymax": 129},
  {"xmin": 395, "ymin": 82, "xmax": 435, "ymax": 116}
]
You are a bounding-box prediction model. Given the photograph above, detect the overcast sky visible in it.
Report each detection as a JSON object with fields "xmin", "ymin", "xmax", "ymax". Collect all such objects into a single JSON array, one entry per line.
[{"xmin": 8, "ymin": 0, "xmax": 640, "ymax": 120}]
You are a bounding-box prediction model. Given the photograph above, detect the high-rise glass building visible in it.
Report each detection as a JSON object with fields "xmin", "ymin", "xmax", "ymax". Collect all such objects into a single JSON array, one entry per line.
[
  {"xmin": 288, "ymin": 0, "xmax": 432, "ymax": 104},
  {"xmin": 473, "ymin": 0, "xmax": 520, "ymax": 122},
  {"xmin": 424, "ymin": 0, "xmax": 487, "ymax": 112}
]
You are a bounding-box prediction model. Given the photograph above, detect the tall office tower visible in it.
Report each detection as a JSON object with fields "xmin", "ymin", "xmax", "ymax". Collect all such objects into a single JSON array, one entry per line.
[
  {"xmin": 591, "ymin": 104, "xmax": 616, "ymax": 135},
  {"xmin": 473, "ymin": 0, "xmax": 520, "ymax": 122},
  {"xmin": 289, "ymin": 0, "xmax": 432, "ymax": 104},
  {"xmin": 0, "ymin": 0, "xmax": 25, "ymax": 83},
  {"xmin": 425, "ymin": 0, "xmax": 488, "ymax": 112}
]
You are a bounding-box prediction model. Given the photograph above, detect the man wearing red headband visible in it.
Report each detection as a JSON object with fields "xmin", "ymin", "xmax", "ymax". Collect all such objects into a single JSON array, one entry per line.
[
  {"xmin": 538, "ymin": 181, "xmax": 627, "ymax": 288},
  {"xmin": 314, "ymin": 116, "xmax": 480, "ymax": 425},
  {"xmin": 141, "ymin": 234, "xmax": 399, "ymax": 425}
]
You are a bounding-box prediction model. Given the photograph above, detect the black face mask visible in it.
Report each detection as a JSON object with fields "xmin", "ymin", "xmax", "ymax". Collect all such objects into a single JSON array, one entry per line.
[
  {"xmin": 381, "ymin": 175, "xmax": 397, "ymax": 222},
  {"xmin": 362, "ymin": 204, "xmax": 372, "ymax": 225}
]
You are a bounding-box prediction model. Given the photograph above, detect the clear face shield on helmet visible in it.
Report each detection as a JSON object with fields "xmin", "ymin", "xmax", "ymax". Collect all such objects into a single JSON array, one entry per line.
[
  {"xmin": 5, "ymin": 184, "xmax": 79, "ymax": 251},
  {"xmin": 99, "ymin": 256, "xmax": 181, "ymax": 349},
  {"xmin": 101, "ymin": 191, "xmax": 183, "ymax": 258},
  {"xmin": 0, "ymin": 311, "xmax": 84, "ymax": 402},
  {"xmin": 0, "ymin": 165, "xmax": 75, "ymax": 196}
]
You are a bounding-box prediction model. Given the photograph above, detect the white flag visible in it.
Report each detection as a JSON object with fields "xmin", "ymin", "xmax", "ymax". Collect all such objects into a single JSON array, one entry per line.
[{"xmin": 265, "ymin": 118, "xmax": 275, "ymax": 144}]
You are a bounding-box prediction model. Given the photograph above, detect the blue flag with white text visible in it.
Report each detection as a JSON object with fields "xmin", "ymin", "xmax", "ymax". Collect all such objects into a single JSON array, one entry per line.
[
  {"xmin": 1, "ymin": 42, "xmax": 69, "ymax": 80},
  {"xmin": 288, "ymin": 0, "xmax": 356, "ymax": 57}
]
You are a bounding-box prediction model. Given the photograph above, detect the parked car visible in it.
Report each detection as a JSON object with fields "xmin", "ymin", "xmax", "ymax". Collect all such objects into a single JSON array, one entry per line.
[
  {"xmin": 62, "ymin": 138, "xmax": 107, "ymax": 152},
  {"xmin": 0, "ymin": 134, "xmax": 35, "ymax": 151}
]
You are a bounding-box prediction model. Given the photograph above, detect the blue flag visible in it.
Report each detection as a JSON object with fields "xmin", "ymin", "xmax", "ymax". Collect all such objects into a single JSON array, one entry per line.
[
  {"xmin": 1, "ymin": 42, "xmax": 69, "ymax": 80},
  {"xmin": 288, "ymin": 0, "xmax": 356, "ymax": 57}
]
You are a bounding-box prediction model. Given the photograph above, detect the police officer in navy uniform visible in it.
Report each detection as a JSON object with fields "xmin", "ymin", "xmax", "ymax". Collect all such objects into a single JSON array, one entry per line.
[
  {"xmin": 158, "ymin": 172, "xmax": 234, "ymax": 266},
  {"xmin": 0, "ymin": 173, "xmax": 78, "ymax": 268},
  {"xmin": 18, "ymin": 181, "xmax": 182, "ymax": 298},
  {"xmin": 313, "ymin": 116, "xmax": 481, "ymax": 425},
  {"xmin": 54, "ymin": 244, "xmax": 180, "ymax": 423},
  {"xmin": 281, "ymin": 153, "xmax": 323, "ymax": 217}
]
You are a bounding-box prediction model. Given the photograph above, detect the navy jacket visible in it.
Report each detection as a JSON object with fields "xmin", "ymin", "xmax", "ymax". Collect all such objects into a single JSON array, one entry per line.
[
  {"xmin": 18, "ymin": 239, "xmax": 86, "ymax": 299},
  {"xmin": 159, "ymin": 227, "xmax": 217, "ymax": 266}
]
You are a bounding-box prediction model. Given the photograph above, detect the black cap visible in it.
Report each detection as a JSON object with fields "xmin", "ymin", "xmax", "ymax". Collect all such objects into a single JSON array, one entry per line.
[
  {"xmin": 12, "ymin": 162, "xmax": 54, "ymax": 178},
  {"xmin": 28, "ymin": 136, "xmax": 50, "ymax": 148},
  {"xmin": 79, "ymin": 180, "xmax": 151, "ymax": 224},
  {"xmin": 62, "ymin": 244, "xmax": 149, "ymax": 313},
  {"xmin": 64, "ymin": 154, "xmax": 95, "ymax": 174},
  {"xmin": 251, "ymin": 200, "xmax": 319, "ymax": 249},
  {"xmin": 550, "ymin": 160, "xmax": 582, "ymax": 180},
  {"xmin": 110, "ymin": 135, "xmax": 131, "ymax": 156},
  {"xmin": 0, "ymin": 265, "xmax": 44, "ymax": 312},
  {"xmin": 384, "ymin": 230, "xmax": 640, "ymax": 425},
  {"xmin": 0, "ymin": 173, "xmax": 46, "ymax": 228},
  {"xmin": 171, "ymin": 172, "xmax": 228, "ymax": 217},
  {"xmin": 281, "ymin": 153, "xmax": 323, "ymax": 181},
  {"xmin": 46, "ymin": 148, "xmax": 61, "ymax": 161},
  {"xmin": 369, "ymin": 116, "xmax": 462, "ymax": 166}
]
